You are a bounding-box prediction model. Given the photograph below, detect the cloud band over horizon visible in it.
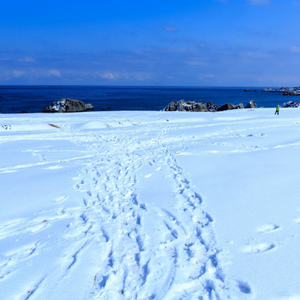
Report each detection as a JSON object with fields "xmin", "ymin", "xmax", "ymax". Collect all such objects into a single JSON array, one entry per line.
[{"xmin": 1, "ymin": 0, "xmax": 300, "ymax": 86}]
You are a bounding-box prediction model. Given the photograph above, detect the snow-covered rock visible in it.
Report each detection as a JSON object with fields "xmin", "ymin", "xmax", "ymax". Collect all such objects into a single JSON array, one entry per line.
[
  {"xmin": 165, "ymin": 99, "xmax": 254, "ymax": 112},
  {"xmin": 165, "ymin": 99, "xmax": 216, "ymax": 112},
  {"xmin": 245, "ymin": 100, "xmax": 257, "ymax": 108},
  {"xmin": 43, "ymin": 98, "xmax": 94, "ymax": 113}
]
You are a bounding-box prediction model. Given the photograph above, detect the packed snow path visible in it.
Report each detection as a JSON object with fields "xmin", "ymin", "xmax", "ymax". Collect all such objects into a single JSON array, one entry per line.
[
  {"xmin": 1, "ymin": 109, "xmax": 300, "ymax": 299},
  {"xmin": 66, "ymin": 116, "xmax": 233, "ymax": 299}
]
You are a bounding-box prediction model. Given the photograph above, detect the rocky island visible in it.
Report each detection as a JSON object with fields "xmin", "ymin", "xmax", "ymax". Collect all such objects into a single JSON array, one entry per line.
[
  {"xmin": 43, "ymin": 98, "xmax": 94, "ymax": 113},
  {"xmin": 244, "ymin": 87, "xmax": 300, "ymax": 95},
  {"xmin": 262, "ymin": 87, "xmax": 300, "ymax": 95}
]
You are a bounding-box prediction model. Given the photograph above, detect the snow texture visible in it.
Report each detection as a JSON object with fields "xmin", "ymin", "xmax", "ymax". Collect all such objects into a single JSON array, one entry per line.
[{"xmin": 1, "ymin": 108, "xmax": 300, "ymax": 300}]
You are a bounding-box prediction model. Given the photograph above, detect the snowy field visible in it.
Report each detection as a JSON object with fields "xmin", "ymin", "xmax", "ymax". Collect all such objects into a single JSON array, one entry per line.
[{"xmin": 1, "ymin": 108, "xmax": 300, "ymax": 300}]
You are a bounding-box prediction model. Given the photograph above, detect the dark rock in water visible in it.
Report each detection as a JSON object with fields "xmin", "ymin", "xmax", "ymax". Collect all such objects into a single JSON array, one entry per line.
[
  {"xmin": 43, "ymin": 98, "xmax": 93, "ymax": 113},
  {"xmin": 100, "ymin": 106, "xmax": 112, "ymax": 111},
  {"xmin": 165, "ymin": 99, "xmax": 208, "ymax": 112},
  {"xmin": 217, "ymin": 103, "xmax": 234, "ymax": 111},
  {"xmin": 207, "ymin": 101, "xmax": 219, "ymax": 112},
  {"xmin": 165, "ymin": 99, "xmax": 256, "ymax": 112},
  {"xmin": 85, "ymin": 103, "xmax": 94, "ymax": 110},
  {"xmin": 245, "ymin": 100, "xmax": 257, "ymax": 108},
  {"xmin": 165, "ymin": 101, "xmax": 178, "ymax": 111},
  {"xmin": 177, "ymin": 100, "xmax": 196, "ymax": 112},
  {"xmin": 194, "ymin": 101, "xmax": 208, "ymax": 112},
  {"xmin": 263, "ymin": 86, "xmax": 300, "ymax": 95},
  {"xmin": 283, "ymin": 90, "xmax": 300, "ymax": 96},
  {"xmin": 282, "ymin": 101, "xmax": 300, "ymax": 108},
  {"xmin": 233, "ymin": 103, "xmax": 244, "ymax": 109}
]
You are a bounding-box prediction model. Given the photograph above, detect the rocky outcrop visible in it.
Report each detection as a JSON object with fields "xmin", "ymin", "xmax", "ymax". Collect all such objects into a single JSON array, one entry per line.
[
  {"xmin": 85, "ymin": 103, "xmax": 95, "ymax": 110},
  {"xmin": 245, "ymin": 100, "xmax": 257, "ymax": 108},
  {"xmin": 43, "ymin": 98, "xmax": 94, "ymax": 113},
  {"xmin": 217, "ymin": 103, "xmax": 234, "ymax": 111},
  {"xmin": 262, "ymin": 87, "xmax": 300, "ymax": 95},
  {"xmin": 283, "ymin": 91, "xmax": 300, "ymax": 96},
  {"xmin": 164, "ymin": 100, "xmax": 256, "ymax": 112},
  {"xmin": 282, "ymin": 101, "xmax": 300, "ymax": 108},
  {"xmin": 165, "ymin": 100, "xmax": 211, "ymax": 112},
  {"xmin": 164, "ymin": 101, "xmax": 177, "ymax": 111},
  {"xmin": 233, "ymin": 103, "xmax": 244, "ymax": 109},
  {"xmin": 206, "ymin": 102, "xmax": 219, "ymax": 112},
  {"xmin": 244, "ymin": 89, "xmax": 259, "ymax": 92}
]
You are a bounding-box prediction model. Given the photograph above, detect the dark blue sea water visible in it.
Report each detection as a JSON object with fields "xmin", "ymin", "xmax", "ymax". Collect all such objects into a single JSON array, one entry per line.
[{"xmin": 0, "ymin": 85, "xmax": 290, "ymax": 114}]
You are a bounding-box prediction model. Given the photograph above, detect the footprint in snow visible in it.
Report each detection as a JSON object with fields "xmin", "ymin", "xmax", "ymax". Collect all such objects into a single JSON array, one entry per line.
[
  {"xmin": 236, "ymin": 280, "xmax": 252, "ymax": 294},
  {"xmin": 55, "ymin": 195, "xmax": 69, "ymax": 203},
  {"xmin": 243, "ymin": 243, "xmax": 276, "ymax": 254},
  {"xmin": 256, "ymin": 224, "xmax": 280, "ymax": 233}
]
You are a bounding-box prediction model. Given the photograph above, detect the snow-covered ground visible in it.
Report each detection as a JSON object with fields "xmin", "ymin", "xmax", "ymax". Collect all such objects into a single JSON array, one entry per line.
[{"xmin": 1, "ymin": 108, "xmax": 300, "ymax": 300}]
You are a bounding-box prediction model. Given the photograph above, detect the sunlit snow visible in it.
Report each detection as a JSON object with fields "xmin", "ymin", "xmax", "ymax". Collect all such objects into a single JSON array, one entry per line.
[{"xmin": 1, "ymin": 108, "xmax": 300, "ymax": 300}]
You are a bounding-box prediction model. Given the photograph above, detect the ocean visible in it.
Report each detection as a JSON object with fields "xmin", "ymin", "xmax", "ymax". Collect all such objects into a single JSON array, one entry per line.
[{"xmin": 0, "ymin": 85, "xmax": 292, "ymax": 114}]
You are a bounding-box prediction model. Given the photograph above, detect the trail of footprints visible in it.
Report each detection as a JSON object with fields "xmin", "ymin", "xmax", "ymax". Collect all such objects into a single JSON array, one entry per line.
[
  {"xmin": 72, "ymin": 133, "xmax": 153, "ymax": 299},
  {"xmin": 162, "ymin": 153, "xmax": 231, "ymax": 299},
  {"xmin": 66, "ymin": 125, "xmax": 257, "ymax": 299},
  {"xmin": 0, "ymin": 122, "xmax": 286, "ymax": 299},
  {"xmin": 68, "ymin": 126, "xmax": 236, "ymax": 299},
  {"xmin": 71, "ymin": 124, "xmax": 299, "ymax": 299}
]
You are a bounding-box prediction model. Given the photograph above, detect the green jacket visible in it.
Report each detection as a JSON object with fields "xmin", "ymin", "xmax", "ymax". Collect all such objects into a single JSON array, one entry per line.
[{"xmin": 276, "ymin": 105, "xmax": 280, "ymax": 111}]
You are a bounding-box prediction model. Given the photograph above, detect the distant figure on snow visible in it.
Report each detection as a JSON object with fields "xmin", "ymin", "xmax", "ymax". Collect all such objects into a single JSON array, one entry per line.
[{"xmin": 275, "ymin": 105, "xmax": 280, "ymax": 115}]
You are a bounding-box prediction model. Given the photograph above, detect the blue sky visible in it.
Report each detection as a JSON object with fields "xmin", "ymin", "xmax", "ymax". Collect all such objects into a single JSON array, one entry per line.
[{"xmin": 1, "ymin": 0, "xmax": 300, "ymax": 86}]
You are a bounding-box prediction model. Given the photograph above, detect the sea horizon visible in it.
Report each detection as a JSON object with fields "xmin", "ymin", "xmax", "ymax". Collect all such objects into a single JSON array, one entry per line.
[{"xmin": 0, "ymin": 85, "xmax": 295, "ymax": 114}]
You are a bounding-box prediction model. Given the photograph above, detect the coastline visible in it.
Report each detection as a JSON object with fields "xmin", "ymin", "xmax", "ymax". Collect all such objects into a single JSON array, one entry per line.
[{"xmin": 0, "ymin": 86, "xmax": 293, "ymax": 114}]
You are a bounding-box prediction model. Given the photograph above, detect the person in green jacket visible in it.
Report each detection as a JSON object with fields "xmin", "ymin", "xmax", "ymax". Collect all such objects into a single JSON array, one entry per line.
[{"xmin": 275, "ymin": 105, "xmax": 280, "ymax": 115}]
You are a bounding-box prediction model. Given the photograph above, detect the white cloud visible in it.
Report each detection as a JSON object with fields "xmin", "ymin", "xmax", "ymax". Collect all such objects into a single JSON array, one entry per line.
[
  {"xmin": 18, "ymin": 57, "xmax": 36, "ymax": 63},
  {"xmin": 100, "ymin": 72, "xmax": 116, "ymax": 80},
  {"xmin": 184, "ymin": 61, "xmax": 209, "ymax": 66},
  {"xmin": 48, "ymin": 69, "xmax": 62, "ymax": 77},
  {"xmin": 13, "ymin": 70, "xmax": 25, "ymax": 77},
  {"xmin": 247, "ymin": 0, "xmax": 270, "ymax": 4},
  {"xmin": 198, "ymin": 73, "xmax": 216, "ymax": 80},
  {"xmin": 290, "ymin": 46, "xmax": 300, "ymax": 53},
  {"xmin": 164, "ymin": 26, "xmax": 179, "ymax": 33},
  {"xmin": 156, "ymin": 22, "xmax": 179, "ymax": 33},
  {"xmin": 98, "ymin": 71, "xmax": 152, "ymax": 82},
  {"xmin": 197, "ymin": 44, "xmax": 207, "ymax": 49},
  {"xmin": 8, "ymin": 68, "xmax": 61, "ymax": 79}
]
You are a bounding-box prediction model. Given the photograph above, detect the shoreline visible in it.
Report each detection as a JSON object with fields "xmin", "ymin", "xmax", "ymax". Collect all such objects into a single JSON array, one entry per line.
[
  {"xmin": 0, "ymin": 86, "xmax": 293, "ymax": 114},
  {"xmin": 0, "ymin": 105, "xmax": 299, "ymax": 116}
]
